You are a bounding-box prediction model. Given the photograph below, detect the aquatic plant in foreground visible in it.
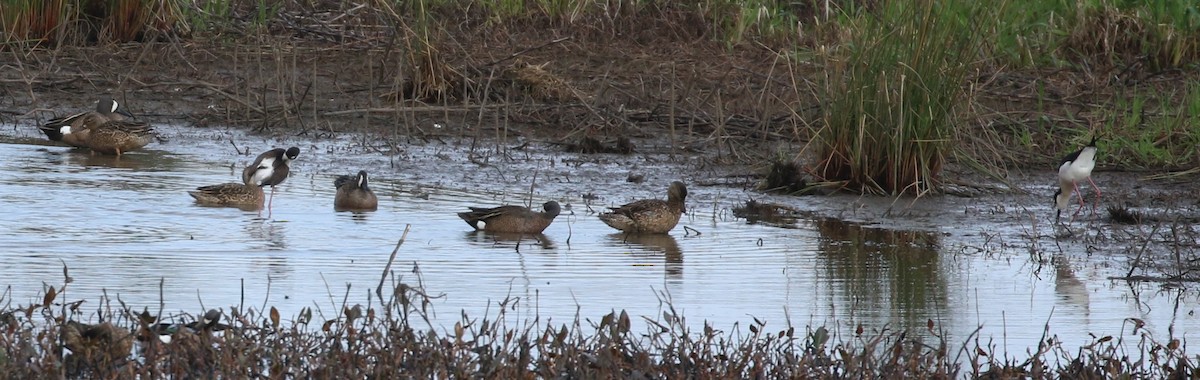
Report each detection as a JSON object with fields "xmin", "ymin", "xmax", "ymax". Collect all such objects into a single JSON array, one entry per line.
[{"xmin": 0, "ymin": 265, "xmax": 1193, "ymax": 379}]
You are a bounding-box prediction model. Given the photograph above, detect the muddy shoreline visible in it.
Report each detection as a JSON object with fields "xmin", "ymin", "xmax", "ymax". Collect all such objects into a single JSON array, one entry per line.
[{"xmin": 3, "ymin": 38, "xmax": 1199, "ymax": 284}]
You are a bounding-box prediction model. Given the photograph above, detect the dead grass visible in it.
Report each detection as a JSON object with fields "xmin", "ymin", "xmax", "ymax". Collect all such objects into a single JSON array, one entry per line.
[{"xmin": 1, "ymin": 268, "xmax": 1195, "ymax": 379}]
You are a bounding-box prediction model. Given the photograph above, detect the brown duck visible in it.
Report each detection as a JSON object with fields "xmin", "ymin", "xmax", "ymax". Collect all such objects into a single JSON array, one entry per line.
[
  {"xmin": 188, "ymin": 164, "xmax": 269, "ymax": 209},
  {"xmin": 458, "ymin": 201, "xmax": 561, "ymax": 234},
  {"xmin": 599, "ymin": 181, "xmax": 687, "ymax": 234},
  {"xmin": 334, "ymin": 170, "xmax": 379, "ymax": 211},
  {"xmin": 39, "ymin": 97, "xmax": 134, "ymax": 149},
  {"xmin": 61, "ymin": 320, "xmax": 133, "ymax": 374},
  {"xmin": 82, "ymin": 119, "xmax": 156, "ymax": 155}
]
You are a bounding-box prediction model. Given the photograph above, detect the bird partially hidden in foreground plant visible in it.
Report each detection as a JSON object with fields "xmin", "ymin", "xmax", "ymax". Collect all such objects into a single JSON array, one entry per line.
[
  {"xmin": 1053, "ymin": 136, "xmax": 1101, "ymax": 222},
  {"xmin": 457, "ymin": 201, "xmax": 561, "ymax": 234},
  {"xmin": 61, "ymin": 321, "xmax": 134, "ymax": 374},
  {"xmin": 138, "ymin": 309, "xmax": 230, "ymax": 344},
  {"xmin": 242, "ymin": 147, "xmax": 301, "ymax": 215},
  {"xmin": 599, "ymin": 181, "xmax": 688, "ymax": 234},
  {"xmin": 334, "ymin": 170, "xmax": 379, "ymax": 212}
]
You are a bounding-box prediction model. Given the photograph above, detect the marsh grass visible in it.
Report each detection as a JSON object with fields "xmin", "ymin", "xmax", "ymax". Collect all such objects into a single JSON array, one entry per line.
[
  {"xmin": 815, "ymin": 1, "xmax": 996, "ymax": 195},
  {"xmin": 6, "ymin": 0, "xmax": 1200, "ymax": 173}
]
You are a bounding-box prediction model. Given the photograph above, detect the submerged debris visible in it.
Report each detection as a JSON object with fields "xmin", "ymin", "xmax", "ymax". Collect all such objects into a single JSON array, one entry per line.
[
  {"xmin": 1108, "ymin": 205, "xmax": 1144, "ymax": 224},
  {"xmin": 566, "ymin": 136, "xmax": 635, "ymax": 154},
  {"xmin": 761, "ymin": 160, "xmax": 814, "ymax": 195},
  {"xmin": 732, "ymin": 199, "xmax": 804, "ymax": 226},
  {"xmin": 1107, "ymin": 204, "xmax": 1200, "ymax": 224}
]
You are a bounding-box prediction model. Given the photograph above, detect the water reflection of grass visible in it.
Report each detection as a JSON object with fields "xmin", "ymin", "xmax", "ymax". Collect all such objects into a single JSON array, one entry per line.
[
  {"xmin": 813, "ymin": 218, "xmax": 947, "ymax": 332},
  {"xmin": 7, "ymin": 266, "xmax": 1191, "ymax": 378}
]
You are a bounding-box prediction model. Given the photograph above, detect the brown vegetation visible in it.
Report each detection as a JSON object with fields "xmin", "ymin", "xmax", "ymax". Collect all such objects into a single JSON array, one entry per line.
[{"xmin": 2, "ymin": 273, "xmax": 1194, "ymax": 379}]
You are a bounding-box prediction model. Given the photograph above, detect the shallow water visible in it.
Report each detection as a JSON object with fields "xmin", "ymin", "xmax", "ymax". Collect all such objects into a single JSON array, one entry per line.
[{"xmin": 0, "ymin": 124, "xmax": 1195, "ymax": 356}]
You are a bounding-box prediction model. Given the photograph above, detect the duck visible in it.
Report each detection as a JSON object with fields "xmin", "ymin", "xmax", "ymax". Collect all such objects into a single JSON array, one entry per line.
[
  {"xmin": 1053, "ymin": 136, "xmax": 1100, "ymax": 222},
  {"xmin": 138, "ymin": 309, "xmax": 229, "ymax": 345},
  {"xmin": 61, "ymin": 320, "xmax": 133, "ymax": 370},
  {"xmin": 39, "ymin": 97, "xmax": 135, "ymax": 149},
  {"xmin": 188, "ymin": 164, "xmax": 268, "ymax": 210},
  {"xmin": 188, "ymin": 181, "xmax": 265, "ymax": 210},
  {"xmin": 599, "ymin": 181, "xmax": 687, "ymax": 234},
  {"xmin": 334, "ymin": 170, "xmax": 379, "ymax": 211},
  {"xmin": 242, "ymin": 147, "xmax": 301, "ymax": 213},
  {"xmin": 458, "ymin": 201, "xmax": 561, "ymax": 234},
  {"xmin": 80, "ymin": 119, "xmax": 156, "ymax": 155}
]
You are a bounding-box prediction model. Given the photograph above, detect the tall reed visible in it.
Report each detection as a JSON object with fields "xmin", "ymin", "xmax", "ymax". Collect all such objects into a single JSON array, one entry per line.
[
  {"xmin": 815, "ymin": 1, "xmax": 998, "ymax": 195},
  {"xmin": 0, "ymin": 0, "xmax": 69, "ymax": 45}
]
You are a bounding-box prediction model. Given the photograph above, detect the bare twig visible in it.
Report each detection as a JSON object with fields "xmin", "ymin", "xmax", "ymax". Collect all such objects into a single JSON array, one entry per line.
[
  {"xmin": 376, "ymin": 224, "xmax": 412, "ymax": 299},
  {"xmin": 323, "ymin": 104, "xmax": 509, "ymax": 116}
]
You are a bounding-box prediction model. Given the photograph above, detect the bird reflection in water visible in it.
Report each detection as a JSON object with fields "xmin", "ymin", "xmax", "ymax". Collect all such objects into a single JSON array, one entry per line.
[
  {"xmin": 1051, "ymin": 254, "xmax": 1091, "ymax": 316},
  {"xmin": 463, "ymin": 231, "xmax": 556, "ymax": 250},
  {"xmin": 246, "ymin": 217, "xmax": 288, "ymax": 250},
  {"xmin": 44, "ymin": 148, "xmax": 151, "ymax": 170},
  {"xmin": 609, "ymin": 233, "xmax": 683, "ymax": 282},
  {"xmin": 337, "ymin": 211, "xmax": 373, "ymax": 223}
]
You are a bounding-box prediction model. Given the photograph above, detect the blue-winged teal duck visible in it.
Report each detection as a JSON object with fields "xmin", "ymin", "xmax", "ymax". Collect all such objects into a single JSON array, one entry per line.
[
  {"xmin": 334, "ymin": 170, "xmax": 379, "ymax": 211},
  {"xmin": 242, "ymin": 147, "xmax": 300, "ymax": 213},
  {"xmin": 458, "ymin": 201, "xmax": 561, "ymax": 234},
  {"xmin": 80, "ymin": 119, "xmax": 156, "ymax": 155},
  {"xmin": 599, "ymin": 181, "xmax": 687, "ymax": 234},
  {"xmin": 188, "ymin": 181, "xmax": 265, "ymax": 210},
  {"xmin": 39, "ymin": 97, "xmax": 133, "ymax": 149},
  {"xmin": 189, "ymin": 165, "xmax": 267, "ymax": 210},
  {"xmin": 140, "ymin": 309, "xmax": 229, "ymax": 344}
]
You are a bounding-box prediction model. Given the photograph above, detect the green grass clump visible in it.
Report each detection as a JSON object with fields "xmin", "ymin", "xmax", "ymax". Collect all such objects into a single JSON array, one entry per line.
[
  {"xmin": 1095, "ymin": 81, "xmax": 1200, "ymax": 171},
  {"xmin": 815, "ymin": 1, "xmax": 998, "ymax": 195},
  {"xmin": 990, "ymin": 0, "xmax": 1200, "ymax": 69}
]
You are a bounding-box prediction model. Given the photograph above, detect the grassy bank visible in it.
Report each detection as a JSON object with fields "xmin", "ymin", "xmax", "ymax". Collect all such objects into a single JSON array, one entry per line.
[
  {"xmin": 2, "ymin": 0, "xmax": 1199, "ymax": 189},
  {"xmin": 2, "ymin": 274, "xmax": 1194, "ymax": 379}
]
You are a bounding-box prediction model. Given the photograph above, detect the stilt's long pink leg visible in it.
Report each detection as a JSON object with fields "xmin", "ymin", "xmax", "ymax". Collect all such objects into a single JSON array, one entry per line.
[
  {"xmin": 1071, "ymin": 182, "xmax": 1086, "ymax": 220},
  {"xmin": 266, "ymin": 187, "xmax": 276, "ymax": 218}
]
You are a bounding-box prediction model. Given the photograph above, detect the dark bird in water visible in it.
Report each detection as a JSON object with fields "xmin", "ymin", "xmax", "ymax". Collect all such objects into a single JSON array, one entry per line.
[
  {"xmin": 457, "ymin": 201, "xmax": 561, "ymax": 234},
  {"xmin": 335, "ymin": 170, "xmax": 379, "ymax": 211}
]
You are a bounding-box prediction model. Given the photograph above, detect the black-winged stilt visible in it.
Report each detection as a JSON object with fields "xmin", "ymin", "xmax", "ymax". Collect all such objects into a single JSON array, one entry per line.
[
  {"xmin": 1053, "ymin": 136, "xmax": 1100, "ymax": 222},
  {"xmin": 243, "ymin": 147, "xmax": 300, "ymax": 216}
]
